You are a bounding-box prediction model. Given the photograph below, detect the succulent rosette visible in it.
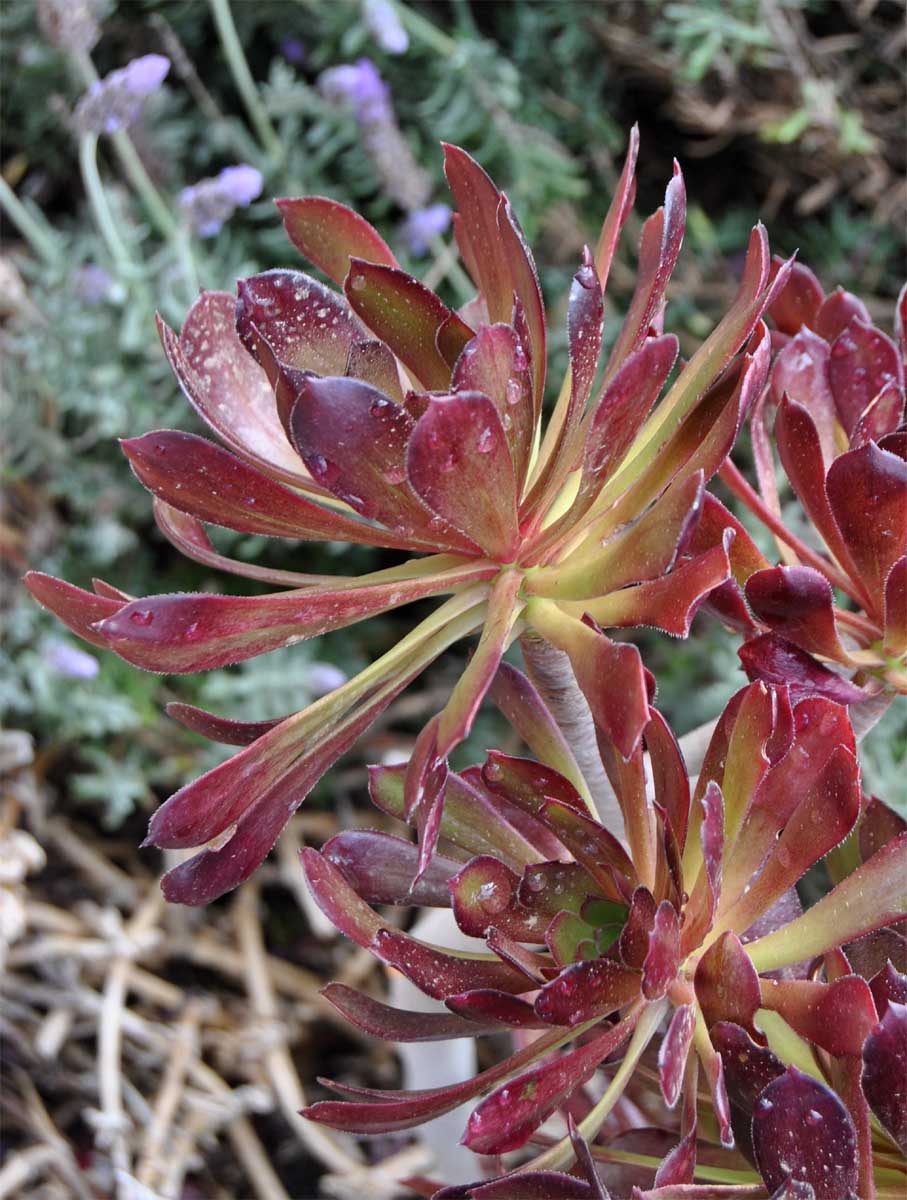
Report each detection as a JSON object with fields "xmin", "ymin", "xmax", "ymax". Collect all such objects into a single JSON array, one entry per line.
[
  {"xmin": 302, "ymin": 665, "xmax": 907, "ymax": 1199},
  {"xmin": 714, "ymin": 264, "xmax": 907, "ymax": 704},
  {"xmin": 26, "ymin": 130, "xmax": 793, "ymax": 905}
]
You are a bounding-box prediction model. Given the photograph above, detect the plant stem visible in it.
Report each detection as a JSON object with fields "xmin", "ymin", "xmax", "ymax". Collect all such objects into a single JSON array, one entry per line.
[
  {"xmin": 519, "ymin": 631, "xmax": 623, "ymax": 833},
  {"xmin": 78, "ymin": 134, "xmax": 138, "ymax": 280},
  {"xmin": 0, "ymin": 176, "xmax": 60, "ymax": 264},
  {"xmin": 208, "ymin": 0, "xmax": 283, "ymax": 162}
]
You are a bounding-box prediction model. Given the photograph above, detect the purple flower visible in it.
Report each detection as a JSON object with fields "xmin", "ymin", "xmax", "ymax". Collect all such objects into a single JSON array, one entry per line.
[
  {"xmin": 318, "ymin": 59, "xmax": 392, "ymax": 126},
  {"xmin": 179, "ymin": 164, "xmax": 264, "ymax": 238},
  {"xmin": 43, "ymin": 638, "xmax": 99, "ymax": 679},
  {"xmin": 399, "ymin": 203, "xmax": 452, "ymax": 255},
  {"xmin": 308, "ymin": 662, "xmax": 348, "ymax": 696},
  {"xmin": 73, "ymin": 264, "xmax": 114, "ymax": 304},
  {"xmin": 363, "ymin": 0, "xmax": 409, "ymax": 55},
  {"xmin": 280, "ymin": 37, "xmax": 307, "ymax": 67},
  {"xmin": 75, "ymin": 54, "xmax": 170, "ymax": 135}
]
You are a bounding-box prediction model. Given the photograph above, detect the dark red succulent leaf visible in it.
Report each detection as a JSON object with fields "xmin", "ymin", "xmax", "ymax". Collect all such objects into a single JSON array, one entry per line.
[
  {"xmin": 658, "ymin": 1004, "xmax": 695, "ymax": 1109},
  {"xmin": 858, "ymin": 795, "xmax": 907, "ymax": 863},
  {"xmin": 462, "ymin": 1011, "xmax": 638, "ymax": 1155},
  {"xmin": 770, "ymin": 328, "xmax": 836, "ymax": 463},
  {"xmin": 155, "ymin": 294, "xmax": 313, "ymax": 489},
  {"xmin": 276, "ymin": 195, "xmax": 399, "ymax": 285},
  {"xmin": 641, "ymin": 901, "xmax": 681, "ymax": 1000},
  {"xmin": 759, "ymin": 975, "xmax": 878, "ymax": 1058},
  {"xmin": 827, "ymin": 317, "xmax": 904, "ymax": 436},
  {"xmin": 24, "ymin": 572, "xmax": 124, "ymax": 648},
  {"xmin": 751, "ymin": 1066, "xmax": 859, "ymax": 1198},
  {"xmin": 814, "ymin": 287, "xmax": 871, "ymax": 343},
  {"xmin": 884, "ymin": 555, "xmax": 907, "ymax": 657},
  {"xmin": 534, "ymin": 956, "xmax": 641, "ymax": 1026},
  {"xmin": 434, "ymin": 1171, "xmax": 597, "ymax": 1199},
  {"xmin": 322, "ymin": 829, "xmax": 459, "ymax": 907},
  {"xmin": 444, "ymin": 989, "xmax": 547, "ymax": 1029},
  {"xmin": 166, "ymin": 701, "xmax": 282, "ymax": 746},
  {"xmin": 711, "ymin": 1021, "xmax": 785, "ymax": 1159},
  {"xmin": 406, "ymin": 391, "xmax": 521, "ymax": 561},
  {"xmin": 744, "ymin": 566, "xmax": 852, "ymax": 664},
  {"xmin": 861, "ymin": 999, "xmax": 907, "ymax": 1152},
  {"xmin": 319, "ymin": 982, "xmax": 509, "ymax": 1042},
  {"xmin": 694, "ymin": 932, "xmax": 761, "ymax": 1037},
  {"xmin": 766, "ymin": 257, "xmax": 824, "ymax": 335},
  {"xmin": 738, "ymin": 634, "xmax": 869, "ymax": 705},
  {"xmin": 868, "ymin": 961, "xmax": 907, "ymax": 1014},
  {"xmin": 619, "ymin": 887, "xmax": 659, "ymax": 969},
  {"xmin": 448, "ymin": 856, "xmax": 531, "ymax": 940}
]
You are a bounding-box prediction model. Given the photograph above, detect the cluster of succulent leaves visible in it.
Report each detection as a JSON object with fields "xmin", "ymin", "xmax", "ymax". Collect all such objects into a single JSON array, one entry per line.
[
  {"xmin": 4, "ymin": 0, "xmax": 903, "ymax": 824},
  {"xmin": 25, "ymin": 86, "xmax": 907, "ymax": 1198}
]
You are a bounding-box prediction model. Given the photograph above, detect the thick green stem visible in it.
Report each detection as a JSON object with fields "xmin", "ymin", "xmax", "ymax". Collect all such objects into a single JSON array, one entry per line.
[{"xmin": 208, "ymin": 0, "xmax": 282, "ymax": 161}]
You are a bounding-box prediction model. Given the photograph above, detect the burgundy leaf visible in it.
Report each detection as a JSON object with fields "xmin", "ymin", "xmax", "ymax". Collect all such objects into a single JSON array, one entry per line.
[
  {"xmin": 682, "ymin": 781, "xmax": 724, "ymax": 954},
  {"xmin": 884, "ymin": 555, "xmax": 907, "ymax": 657},
  {"xmin": 24, "ymin": 572, "xmax": 123, "ymax": 649},
  {"xmin": 658, "ymin": 1004, "xmax": 695, "ymax": 1108},
  {"xmin": 457, "ymin": 1173, "xmax": 595, "ymax": 1199},
  {"xmin": 406, "ymin": 391, "xmax": 520, "ymax": 561},
  {"xmin": 277, "ymin": 195, "xmax": 398, "ymax": 285},
  {"xmin": 573, "ymin": 536, "xmax": 732, "ymax": 639},
  {"xmin": 463, "ymin": 1012, "xmax": 638, "ymax": 1154},
  {"xmin": 496, "ymin": 195, "xmax": 547, "ymax": 412},
  {"xmin": 320, "ymin": 982, "xmax": 507, "ymax": 1042},
  {"xmin": 619, "ymin": 887, "xmax": 659, "ymax": 969},
  {"xmin": 345, "ymin": 337, "xmax": 404, "ymax": 401},
  {"xmin": 738, "ymin": 634, "xmax": 868, "ymax": 705},
  {"xmin": 445, "ymin": 989, "xmax": 548, "ymax": 1029},
  {"xmin": 488, "ymin": 661, "xmax": 589, "ymax": 796},
  {"xmin": 481, "ymin": 751, "xmax": 589, "ymax": 818},
  {"xmin": 534, "ymin": 956, "xmax": 641, "ymax": 1026},
  {"xmin": 694, "ymin": 932, "xmax": 761, "ymax": 1035},
  {"xmin": 451, "ymin": 323, "xmax": 534, "ymax": 488},
  {"xmin": 645, "ymin": 709, "xmax": 691, "ymax": 853},
  {"xmin": 568, "ymin": 247, "xmax": 605, "ymax": 413},
  {"xmin": 759, "ymin": 975, "xmax": 878, "ymax": 1058},
  {"xmin": 766, "ymin": 257, "xmax": 824, "ymax": 335},
  {"xmin": 288, "ymin": 374, "xmax": 478, "ymax": 550},
  {"xmin": 606, "ymin": 165, "xmax": 686, "ymax": 375},
  {"xmin": 642, "ymin": 901, "xmax": 681, "ymax": 999},
  {"xmin": 304, "ymin": 1024, "xmax": 567, "ymax": 1134},
  {"xmin": 744, "ymin": 566, "xmax": 852, "ymax": 663},
  {"xmin": 122, "ymin": 429, "xmax": 421, "ymax": 547},
  {"xmin": 95, "ymin": 563, "xmax": 490, "ymax": 673},
  {"xmin": 825, "ymin": 441, "xmax": 907, "ymax": 604},
  {"xmin": 449, "ymin": 856, "xmax": 529, "ymax": 939},
  {"xmin": 323, "ymin": 829, "xmax": 459, "ymax": 906},
  {"xmin": 369, "ymin": 764, "xmax": 540, "ymax": 869},
  {"xmin": 752, "ymin": 1067, "xmax": 858, "ymax": 1197},
  {"xmin": 861, "ymin": 1000, "xmax": 907, "ymax": 1152},
  {"xmin": 851, "ymin": 380, "xmax": 905, "ymax": 448},
  {"xmin": 814, "ymin": 287, "xmax": 871, "ymax": 343},
  {"xmin": 711, "ymin": 1021, "xmax": 785, "ymax": 1158},
  {"xmin": 593, "ymin": 122, "xmax": 639, "ymax": 290},
  {"xmin": 828, "ymin": 318, "xmax": 904, "ymax": 436},
  {"xmin": 859, "ymin": 796, "xmax": 907, "ymax": 864},
  {"xmin": 156, "ymin": 294, "xmax": 312, "ymax": 489},
  {"xmin": 344, "ymin": 258, "xmax": 471, "ymax": 390},
  {"xmin": 166, "ymin": 701, "xmax": 281, "ymax": 746},
  {"xmin": 868, "ymin": 961, "xmax": 907, "ymax": 1015},
  {"xmin": 770, "ymin": 328, "xmax": 836, "ymax": 464}
]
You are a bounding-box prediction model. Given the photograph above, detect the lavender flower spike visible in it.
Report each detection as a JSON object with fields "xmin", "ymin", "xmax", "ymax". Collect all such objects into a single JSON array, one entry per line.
[
  {"xmin": 179, "ymin": 164, "xmax": 264, "ymax": 238},
  {"xmin": 318, "ymin": 59, "xmax": 393, "ymax": 126},
  {"xmin": 43, "ymin": 638, "xmax": 99, "ymax": 679},
  {"xmin": 75, "ymin": 54, "xmax": 170, "ymax": 135},
  {"xmin": 363, "ymin": 0, "xmax": 409, "ymax": 55}
]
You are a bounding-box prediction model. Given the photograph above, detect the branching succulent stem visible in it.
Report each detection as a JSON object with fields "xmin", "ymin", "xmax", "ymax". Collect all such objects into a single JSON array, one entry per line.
[{"xmin": 519, "ymin": 631, "xmax": 624, "ymax": 834}]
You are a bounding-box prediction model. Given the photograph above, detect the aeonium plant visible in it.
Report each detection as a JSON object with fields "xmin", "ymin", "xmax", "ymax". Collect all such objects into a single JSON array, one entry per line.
[
  {"xmin": 301, "ymin": 663, "xmax": 907, "ymax": 1199},
  {"xmin": 25, "ymin": 128, "xmax": 793, "ymax": 904},
  {"xmin": 714, "ymin": 263, "xmax": 907, "ymax": 706}
]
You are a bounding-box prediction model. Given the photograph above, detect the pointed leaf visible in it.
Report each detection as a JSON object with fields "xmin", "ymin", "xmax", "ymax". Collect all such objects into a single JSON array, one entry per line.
[
  {"xmin": 815, "ymin": 287, "xmax": 871, "ymax": 343},
  {"xmin": 825, "ymin": 441, "xmax": 907, "ymax": 603},
  {"xmin": 659, "ymin": 1004, "xmax": 696, "ymax": 1108},
  {"xmin": 463, "ymin": 1012, "xmax": 638, "ymax": 1154},
  {"xmin": 277, "ymin": 195, "xmax": 398, "ymax": 285},
  {"xmin": 344, "ymin": 258, "xmax": 471, "ymax": 390},
  {"xmin": 287, "ymin": 374, "xmax": 478, "ymax": 550},
  {"xmin": 156, "ymin": 294, "xmax": 312, "ymax": 488},
  {"xmin": 766, "ymin": 257, "xmax": 824, "ymax": 335},
  {"xmin": 738, "ymin": 635, "xmax": 868, "ymax": 706},
  {"xmin": 407, "ymin": 392, "xmax": 520, "ymax": 561},
  {"xmin": 24, "ymin": 572, "xmax": 123, "ymax": 649},
  {"xmin": 744, "ymin": 566, "xmax": 853, "ymax": 663},
  {"xmin": 770, "ymin": 328, "xmax": 836, "ymax": 465},
  {"xmin": 323, "ymin": 830, "xmax": 459, "ymax": 906},
  {"xmin": 594, "ymin": 123, "xmax": 639, "ymax": 290},
  {"xmin": 122, "ymin": 429, "xmax": 419, "ymax": 546},
  {"xmin": 828, "ymin": 318, "xmax": 904, "ymax": 436},
  {"xmin": 319, "ymin": 982, "xmax": 506, "ymax": 1042},
  {"xmin": 345, "ymin": 337, "xmax": 404, "ymax": 401},
  {"xmin": 445, "ymin": 989, "xmax": 548, "ymax": 1029},
  {"xmin": 166, "ymin": 701, "xmax": 282, "ymax": 746},
  {"xmin": 534, "ymin": 957, "xmax": 641, "ymax": 1026},
  {"xmin": 695, "ymin": 932, "xmax": 761, "ymax": 1036},
  {"xmin": 758, "ymin": 976, "xmax": 878, "ymax": 1058}
]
